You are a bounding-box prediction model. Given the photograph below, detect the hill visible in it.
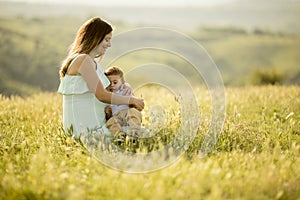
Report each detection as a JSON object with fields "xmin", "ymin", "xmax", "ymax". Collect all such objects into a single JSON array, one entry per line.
[{"xmin": 0, "ymin": 1, "xmax": 300, "ymax": 96}]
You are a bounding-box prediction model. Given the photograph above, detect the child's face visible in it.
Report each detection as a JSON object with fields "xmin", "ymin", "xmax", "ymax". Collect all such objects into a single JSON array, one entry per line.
[{"xmin": 107, "ymin": 75, "xmax": 124, "ymax": 92}]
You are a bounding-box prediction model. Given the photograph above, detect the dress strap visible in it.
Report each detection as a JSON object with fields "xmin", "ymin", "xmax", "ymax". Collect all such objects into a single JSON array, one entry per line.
[
  {"xmin": 67, "ymin": 55, "xmax": 98, "ymax": 73},
  {"xmin": 66, "ymin": 55, "xmax": 81, "ymax": 73}
]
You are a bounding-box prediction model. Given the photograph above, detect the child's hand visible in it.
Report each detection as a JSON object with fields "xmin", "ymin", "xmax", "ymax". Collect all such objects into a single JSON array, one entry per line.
[{"xmin": 121, "ymin": 82, "xmax": 133, "ymax": 96}]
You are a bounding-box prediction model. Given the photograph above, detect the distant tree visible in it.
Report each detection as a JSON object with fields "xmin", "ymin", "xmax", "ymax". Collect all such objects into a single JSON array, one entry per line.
[{"xmin": 248, "ymin": 68, "xmax": 284, "ymax": 85}]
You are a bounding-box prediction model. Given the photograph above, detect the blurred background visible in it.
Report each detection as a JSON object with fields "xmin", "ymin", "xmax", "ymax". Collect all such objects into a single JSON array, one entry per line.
[{"xmin": 0, "ymin": 0, "xmax": 300, "ymax": 96}]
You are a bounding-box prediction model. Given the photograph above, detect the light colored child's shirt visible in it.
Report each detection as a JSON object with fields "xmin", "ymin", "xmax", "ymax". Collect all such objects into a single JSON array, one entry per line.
[{"xmin": 111, "ymin": 89, "xmax": 130, "ymax": 115}]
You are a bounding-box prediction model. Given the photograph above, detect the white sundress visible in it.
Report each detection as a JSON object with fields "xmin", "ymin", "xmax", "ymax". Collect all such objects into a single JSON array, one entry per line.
[{"xmin": 57, "ymin": 59, "xmax": 111, "ymax": 140}]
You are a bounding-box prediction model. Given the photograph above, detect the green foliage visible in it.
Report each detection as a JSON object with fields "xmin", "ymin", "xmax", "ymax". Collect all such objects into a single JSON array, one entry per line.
[
  {"xmin": 0, "ymin": 17, "xmax": 100, "ymax": 95},
  {"xmin": 0, "ymin": 0, "xmax": 300, "ymax": 96},
  {"xmin": 197, "ymin": 30, "xmax": 300, "ymax": 86},
  {"xmin": 0, "ymin": 86, "xmax": 300, "ymax": 199},
  {"xmin": 1, "ymin": 15, "xmax": 300, "ymax": 96},
  {"xmin": 248, "ymin": 68, "xmax": 284, "ymax": 85}
]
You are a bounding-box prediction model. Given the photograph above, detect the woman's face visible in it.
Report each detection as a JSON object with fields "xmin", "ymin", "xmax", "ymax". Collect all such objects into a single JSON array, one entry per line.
[{"xmin": 95, "ymin": 32, "xmax": 112, "ymax": 56}]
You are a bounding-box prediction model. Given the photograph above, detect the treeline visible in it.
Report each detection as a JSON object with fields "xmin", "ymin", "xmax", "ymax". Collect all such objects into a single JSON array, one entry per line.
[
  {"xmin": 0, "ymin": 17, "xmax": 83, "ymax": 96},
  {"xmin": 0, "ymin": 17, "xmax": 300, "ymax": 96}
]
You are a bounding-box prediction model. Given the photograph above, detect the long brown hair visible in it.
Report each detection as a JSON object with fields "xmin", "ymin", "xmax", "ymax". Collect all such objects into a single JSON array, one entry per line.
[{"xmin": 59, "ymin": 17, "xmax": 113, "ymax": 78}]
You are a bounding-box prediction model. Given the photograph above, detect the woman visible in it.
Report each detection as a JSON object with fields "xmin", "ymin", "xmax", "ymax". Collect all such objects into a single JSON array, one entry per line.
[{"xmin": 58, "ymin": 17, "xmax": 144, "ymax": 140}]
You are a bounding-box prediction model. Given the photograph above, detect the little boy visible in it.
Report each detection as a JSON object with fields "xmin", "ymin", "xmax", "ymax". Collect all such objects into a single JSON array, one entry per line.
[{"xmin": 104, "ymin": 66, "xmax": 142, "ymax": 140}]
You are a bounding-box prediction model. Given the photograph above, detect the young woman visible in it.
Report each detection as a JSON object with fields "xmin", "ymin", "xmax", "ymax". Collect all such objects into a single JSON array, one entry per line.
[{"xmin": 58, "ymin": 17, "xmax": 144, "ymax": 139}]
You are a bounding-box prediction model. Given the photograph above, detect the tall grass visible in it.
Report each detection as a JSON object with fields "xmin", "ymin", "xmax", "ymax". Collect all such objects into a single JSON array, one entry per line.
[{"xmin": 0, "ymin": 86, "xmax": 299, "ymax": 199}]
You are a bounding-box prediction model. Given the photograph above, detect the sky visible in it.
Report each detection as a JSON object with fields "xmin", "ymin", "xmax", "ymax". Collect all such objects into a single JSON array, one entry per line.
[{"xmin": 9, "ymin": 0, "xmax": 237, "ymax": 6}]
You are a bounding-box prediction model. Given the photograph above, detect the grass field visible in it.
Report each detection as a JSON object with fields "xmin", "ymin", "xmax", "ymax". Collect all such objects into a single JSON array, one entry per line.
[{"xmin": 0, "ymin": 86, "xmax": 299, "ymax": 200}]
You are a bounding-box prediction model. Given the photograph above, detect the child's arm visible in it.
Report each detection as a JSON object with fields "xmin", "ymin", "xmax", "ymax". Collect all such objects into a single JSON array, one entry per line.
[{"xmin": 120, "ymin": 82, "xmax": 134, "ymax": 96}]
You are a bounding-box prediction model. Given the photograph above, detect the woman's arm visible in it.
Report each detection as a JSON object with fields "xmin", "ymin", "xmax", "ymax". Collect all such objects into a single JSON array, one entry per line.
[{"xmin": 77, "ymin": 55, "xmax": 144, "ymax": 110}]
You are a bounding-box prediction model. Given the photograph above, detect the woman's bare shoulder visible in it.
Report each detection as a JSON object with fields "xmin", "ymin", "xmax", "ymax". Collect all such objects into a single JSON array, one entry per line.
[
  {"xmin": 75, "ymin": 54, "xmax": 93, "ymax": 64},
  {"xmin": 68, "ymin": 54, "xmax": 94, "ymax": 75}
]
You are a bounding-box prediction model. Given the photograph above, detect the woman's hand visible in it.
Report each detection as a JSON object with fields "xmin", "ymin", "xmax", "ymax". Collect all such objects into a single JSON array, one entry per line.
[{"xmin": 130, "ymin": 97, "xmax": 144, "ymax": 111}]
